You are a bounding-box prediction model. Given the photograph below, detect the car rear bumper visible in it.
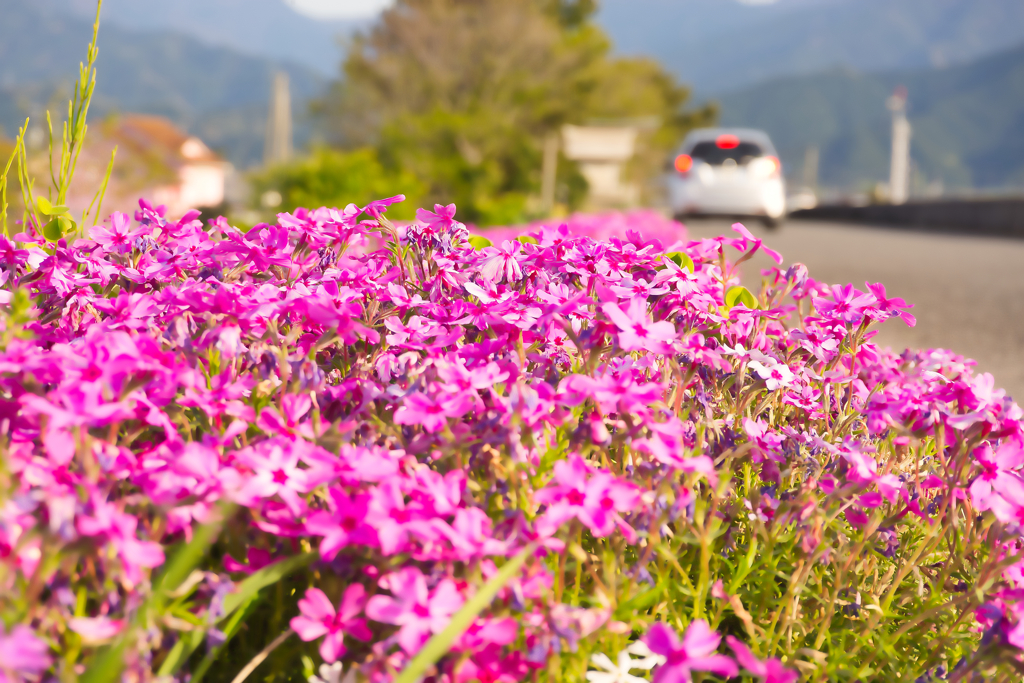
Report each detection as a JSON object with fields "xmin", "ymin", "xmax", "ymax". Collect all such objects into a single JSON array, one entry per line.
[{"xmin": 669, "ymin": 178, "xmax": 787, "ymax": 219}]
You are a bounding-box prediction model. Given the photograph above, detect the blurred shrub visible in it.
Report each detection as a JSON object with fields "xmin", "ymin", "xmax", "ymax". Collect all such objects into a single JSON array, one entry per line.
[{"xmin": 250, "ymin": 147, "xmax": 426, "ymax": 221}]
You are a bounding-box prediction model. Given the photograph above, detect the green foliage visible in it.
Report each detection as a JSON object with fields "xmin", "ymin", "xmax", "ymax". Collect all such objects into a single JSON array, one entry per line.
[
  {"xmin": 317, "ymin": 0, "xmax": 714, "ymax": 222},
  {"xmin": 726, "ymin": 285, "xmax": 758, "ymax": 309},
  {"xmin": 250, "ymin": 147, "xmax": 425, "ymax": 221},
  {"xmin": 0, "ymin": 0, "xmax": 110, "ymax": 240}
]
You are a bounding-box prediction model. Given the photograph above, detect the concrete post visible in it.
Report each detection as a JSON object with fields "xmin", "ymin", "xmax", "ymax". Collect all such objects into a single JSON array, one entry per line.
[
  {"xmin": 264, "ymin": 71, "xmax": 293, "ymax": 167},
  {"xmin": 887, "ymin": 87, "xmax": 911, "ymax": 205}
]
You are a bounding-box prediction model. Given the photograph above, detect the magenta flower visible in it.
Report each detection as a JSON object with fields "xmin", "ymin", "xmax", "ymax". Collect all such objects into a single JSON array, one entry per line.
[
  {"xmin": 478, "ymin": 240, "xmax": 524, "ymax": 283},
  {"xmin": 643, "ymin": 621, "xmax": 737, "ymax": 683},
  {"xmin": 305, "ymin": 488, "xmax": 379, "ymax": 560},
  {"xmin": 393, "ymin": 390, "xmax": 475, "ymax": 433},
  {"xmin": 969, "ymin": 440, "xmax": 1024, "ymax": 524},
  {"xmin": 0, "ymin": 624, "xmax": 51, "ymax": 683},
  {"xmin": 865, "ymin": 281, "xmax": 916, "ymax": 326},
  {"xmin": 726, "ymin": 637, "xmax": 798, "ymax": 683},
  {"xmin": 601, "ymin": 298, "xmax": 677, "ymax": 353},
  {"xmin": 535, "ymin": 455, "xmax": 641, "ymax": 541},
  {"xmin": 291, "ymin": 585, "xmax": 372, "ymax": 663},
  {"xmin": 365, "ymin": 567, "xmax": 464, "ymax": 655},
  {"xmin": 91, "ymin": 211, "xmax": 143, "ymax": 253},
  {"xmin": 363, "ymin": 194, "xmax": 406, "ymax": 219}
]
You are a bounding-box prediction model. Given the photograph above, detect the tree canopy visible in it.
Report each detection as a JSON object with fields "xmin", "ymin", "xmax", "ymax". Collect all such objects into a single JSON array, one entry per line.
[{"xmin": 312, "ymin": 0, "xmax": 715, "ymax": 224}]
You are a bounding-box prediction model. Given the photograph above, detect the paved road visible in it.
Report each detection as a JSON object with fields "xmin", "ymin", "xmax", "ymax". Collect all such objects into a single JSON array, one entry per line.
[{"xmin": 684, "ymin": 219, "xmax": 1024, "ymax": 401}]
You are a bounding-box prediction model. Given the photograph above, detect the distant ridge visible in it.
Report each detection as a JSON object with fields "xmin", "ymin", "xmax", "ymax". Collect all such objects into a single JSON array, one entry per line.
[
  {"xmin": 598, "ymin": 0, "xmax": 1024, "ymax": 95},
  {"xmin": 715, "ymin": 42, "xmax": 1024, "ymax": 192},
  {"xmin": 0, "ymin": 0, "xmax": 326, "ymax": 167}
]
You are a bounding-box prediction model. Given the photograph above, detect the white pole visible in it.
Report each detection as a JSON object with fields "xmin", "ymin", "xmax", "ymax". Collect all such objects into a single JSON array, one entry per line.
[
  {"xmin": 264, "ymin": 71, "xmax": 293, "ymax": 167},
  {"xmin": 541, "ymin": 132, "xmax": 559, "ymax": 215},
  {"xmin": 887, "ymin": 88, "xmax": 911, "ymax": 205}
]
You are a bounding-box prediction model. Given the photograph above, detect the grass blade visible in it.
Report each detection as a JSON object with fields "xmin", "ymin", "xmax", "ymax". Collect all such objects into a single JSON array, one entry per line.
[{"xmin": 393, "ymin": 544, "xmax": 535, "ymax": 683}]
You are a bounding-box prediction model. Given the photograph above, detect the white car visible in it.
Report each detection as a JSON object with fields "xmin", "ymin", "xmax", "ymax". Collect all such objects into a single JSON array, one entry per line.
[{"xmin": 667, "ymin": 128, "xmax": 787, "ymax": 227}]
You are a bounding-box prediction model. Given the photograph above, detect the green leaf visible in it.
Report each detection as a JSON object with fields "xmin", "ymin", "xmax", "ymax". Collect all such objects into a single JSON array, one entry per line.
[
  {"xmin": 153, "ymin": 513, "xmax": 226, "ymax": 599},
  {"xmin": 468, "ymin": 235, "xmax": 493, "ymax": 250},
  {"xmin": 79, "ymin": 638, "xmax": 127, "ymax": 683},
  {"xmin": 219, "ymin": 551, "xmax": 317, "ymax": 622},
  {"xmin": 614, "ymin": 584, "xmax": 665, "ymax": 620},
  {"xmin": 665, "ymin": 251, "xmax": 694, "ymax": 272},
  {"xmin": 515, "ymin": 235, "xmax": 538, "ymax": 245},
  {"xmin": 156, "ymin": 629, "xmax": 205, "ymax": 677},
  {"xmin": 42, "ymin": 217, "xmax": 70, "ymax": 242},
  {"xmin": 35, "ymin": 196, "xmax": 54, "ymax": 215},
  {"xmin": 725, "ymin": 285, "xmax": 758, "ymax": 310},
  {"xmin": 393, "ymin": 544, "xmax": 534, "ymax": 683}
]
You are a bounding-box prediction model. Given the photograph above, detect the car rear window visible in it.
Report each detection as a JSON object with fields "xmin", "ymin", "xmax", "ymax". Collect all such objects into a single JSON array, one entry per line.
[{"xmin": 689, "ymin": 141, "xmax": 764, "ymax": 165}]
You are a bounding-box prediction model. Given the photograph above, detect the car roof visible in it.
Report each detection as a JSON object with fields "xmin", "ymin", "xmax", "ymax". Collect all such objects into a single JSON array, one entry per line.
[{"xmin": 679, "ymin": 128, "xmax": 777, "ymax": 153}]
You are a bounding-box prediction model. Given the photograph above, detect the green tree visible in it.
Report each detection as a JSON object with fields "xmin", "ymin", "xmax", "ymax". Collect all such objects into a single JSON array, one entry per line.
[
  {"xmin": 316, "ymin": 0, "xmax": 714, "ymax": 223},
  {"xmin": 250, "ymin": 147, "xmax": 426, "ymax": 221}
]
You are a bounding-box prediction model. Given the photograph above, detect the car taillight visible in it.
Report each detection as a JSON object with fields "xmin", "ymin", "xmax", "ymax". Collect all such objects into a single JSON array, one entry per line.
[
  {"xmin": 674, "ymin": 154, "xmax": 693, "ymax": 174},
  {"xmin": 750, "ymin": 156, "xmax": 781, "ymax": 178},
  {"xmin": 716, "ymin": 134, "xmax": 740, "ymax": 149}
]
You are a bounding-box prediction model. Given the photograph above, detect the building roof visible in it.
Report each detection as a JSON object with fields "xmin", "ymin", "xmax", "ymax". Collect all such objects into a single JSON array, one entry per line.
[{"xmin": 116, "ymin": 115, "xmax": 222, "ymax": 165}]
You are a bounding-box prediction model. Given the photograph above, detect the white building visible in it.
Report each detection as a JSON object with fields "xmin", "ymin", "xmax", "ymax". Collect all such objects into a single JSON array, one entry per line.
[
  {"xmin": 561, "ymin": 124, "xmax": 640, "ymax": 206},
  {"xmin": 117, "ymin": 115, "xmax": 229, "ymax": 216}
]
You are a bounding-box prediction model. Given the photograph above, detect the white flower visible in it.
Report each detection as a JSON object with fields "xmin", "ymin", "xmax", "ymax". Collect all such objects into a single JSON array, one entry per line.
[
  {"xmin": 586, "ymin": 647, "xmax": 664, "ymax": 683},
  {"xmin": 747, "ymin": 359, "xmax": 796, "ymax": 391},
  {"xmin": 309, "ymin": 662, "xmax": 355, "ymax": 683},
  {"xmin": 626, "ymin": 640, "xmax": 667, "ymax": 669}
]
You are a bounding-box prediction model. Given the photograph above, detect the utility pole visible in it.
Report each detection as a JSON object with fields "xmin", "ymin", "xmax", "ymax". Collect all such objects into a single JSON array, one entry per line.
[
  {"xmin": 540, "ymin": 132, "xmax": 559, "ymax": 215},
  {"xmin": 802, "ymin": 145, "xmax": 819, "ymax": 193},
  {"xmin": 887, "ymin": 86, "xmax": 911, "ymax": 205},
  {"xmin": 264, "ymin": 71, "xmax": 293, "ymax": 167}
]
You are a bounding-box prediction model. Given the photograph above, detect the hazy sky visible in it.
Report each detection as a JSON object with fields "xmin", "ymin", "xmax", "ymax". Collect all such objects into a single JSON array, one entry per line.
[
  {"xmin": 286, "ymin": 0, "xmax": 394, "ymax": 19},
  {"xmin": 286, "ymin": 0, "xmax": 782, "ymax": 20}
]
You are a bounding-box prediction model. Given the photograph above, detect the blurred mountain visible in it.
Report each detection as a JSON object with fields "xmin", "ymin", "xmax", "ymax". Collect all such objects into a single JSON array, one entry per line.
[
  {"xmin": 60, "ymin": 0, "xmax": 365, "ymax": 76},
  {"xmin": 598, "ymin": 0, "xmax": 1024, "ymax": 94},
  {"xmin": 715, "ymin": 42, "xmax": 1024, "ymax": 192},
  {"xmin": 0, "ymin": 0, "xmax": 327, "ymax": 167}
]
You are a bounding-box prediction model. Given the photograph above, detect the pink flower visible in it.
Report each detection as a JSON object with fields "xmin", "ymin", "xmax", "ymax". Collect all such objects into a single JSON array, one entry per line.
[
  {"xmin": 0, "ymin": 624, "xmax": 51, "ymax": 682},
  {"xmin": 747, "ymin": 359, "xmax": 795, "ymax": 391},
  {"xmin": 865, "ymin": 281, "xmax": 915, "ymax": 327},
  {"xmin": 601, "ymin": 298, "xmax": 677, "ymax": 354},
  {"xmin": 305, "ymin": 488, "xmax": 379, "ymax": 560},
  {"xmin": 726, "ymin": 637, "xmax": 798, "ymax": 683},
  {"xmin": 535, "ymin": 455, "xmax": 641, "ymax": 542},
  {"xmin": 363, "ymin": 194, "xmax": 406, "ymax": 219},
  {"xmin": 365, "ymin": 567, "xmax": 464, "ymax": 655},
  {"xmin": 223, "ymin": 548, "xmax": 275, "ymax": 575},
  {"xmin": 478, "ymin": 240, "xmax": 523, "ymax": 283},
  {"xmin": 643, "ymin": 620, "xmax": 737, "ymax": 683},
  {"xmin": 291, "ymin": 586, "xmax": 372, "ymax": 663},
  {"xmin": 394, "ymin": 390, "xmax": 475, "ymax": 433},
  {"xmin": 68, "ymin": 616, "xmax": 125, "ymax": 644},
  {"xmin": 91, "ymin": 211, "xmax": 142, "ymax": 253},
  {"xmin": 970, "ymin": 440, "xmax": 1024, "ymax": 524}
]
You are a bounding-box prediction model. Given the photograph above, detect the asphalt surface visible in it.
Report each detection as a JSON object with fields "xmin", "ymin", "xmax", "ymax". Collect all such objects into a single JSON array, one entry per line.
[{"xmin": 683, "ymin": 218, "xmax": 1024, "ymax": 401}]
